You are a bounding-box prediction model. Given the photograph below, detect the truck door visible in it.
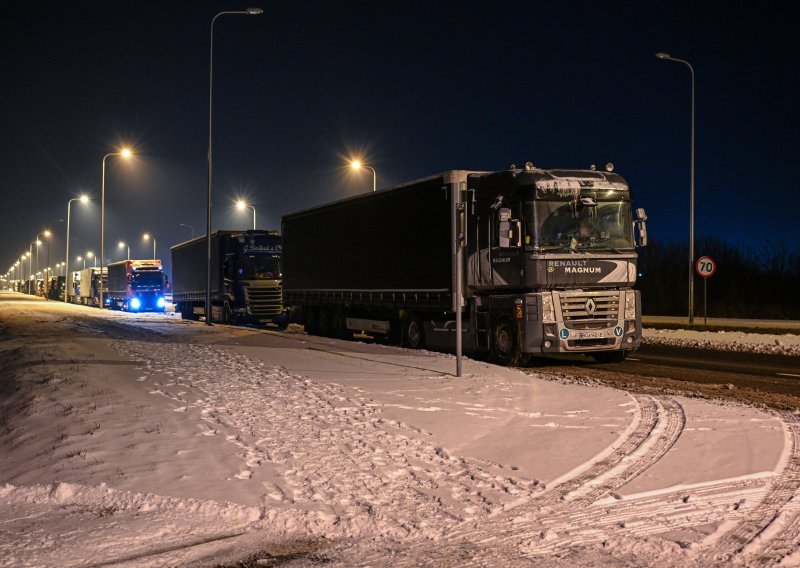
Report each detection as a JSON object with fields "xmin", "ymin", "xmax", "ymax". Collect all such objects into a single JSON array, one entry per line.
[{"xmin": 490, "ymin": 206, "xmax": 524, "ymax": 287}]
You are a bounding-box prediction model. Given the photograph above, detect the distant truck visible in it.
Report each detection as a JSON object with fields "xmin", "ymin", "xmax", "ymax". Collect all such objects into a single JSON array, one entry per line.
[
  {"xmin": 282, "ymin": 164, "xmax": 648, "ymax": 365},
  {"xmin": 46, "ymin": 276, "xmax": 65, "ymax": 301},
  {"xmin": 171, "ymin": 230, "xmax": 283, "ymax": 324},
  {"xmin": 105, "ymin": 259, "xmax": 167, "ymax": 312},
  {"xmin": 74, "ymin": 267, "xmax": 107, "ymax": 307}
]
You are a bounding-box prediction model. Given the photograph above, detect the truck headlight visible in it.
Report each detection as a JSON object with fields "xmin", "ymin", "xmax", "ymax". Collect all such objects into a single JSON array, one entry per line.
[
  {"xmin": 541, "ymin": 293, "xmax": 555, "ymax": 323},
  {"xmin": 157, "ymin": 297, "xmax": 166, "ymax": 308},
  {"xmin": 625, "ymin": 291, "xmax": 636, "ymax": 320},
  {"xmin": 130, "ymin": 297, "xmax": 141, "ymax": 311}
]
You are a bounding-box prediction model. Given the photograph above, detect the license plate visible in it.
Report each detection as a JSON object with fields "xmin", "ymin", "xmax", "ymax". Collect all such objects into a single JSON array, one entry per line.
[{"xmin": 578, "ymin": 330, "xmax": 605, "ymax": 339}]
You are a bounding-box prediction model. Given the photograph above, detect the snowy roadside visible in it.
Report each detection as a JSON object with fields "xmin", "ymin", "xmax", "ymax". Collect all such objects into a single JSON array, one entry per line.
[
  {"xmin": 1, "ymin": 295, "xmax": 799, "ymax": 567},
  {"xmin": 643, "ymin": 327, "xmax": 800, "ymax": 356}
]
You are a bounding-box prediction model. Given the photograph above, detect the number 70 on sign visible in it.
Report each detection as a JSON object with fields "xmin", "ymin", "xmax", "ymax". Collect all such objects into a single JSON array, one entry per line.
[{"xmin": 695, "ymin": 256, "xmax": 716, "ymax": 278}]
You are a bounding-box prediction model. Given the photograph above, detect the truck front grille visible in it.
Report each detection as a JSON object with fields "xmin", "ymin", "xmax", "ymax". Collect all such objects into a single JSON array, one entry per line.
[
  {"xmin": 244, "ymin": 285, "xmax": 283, "ymax": 318},
  {"xmin": 557, "ymin": 290, "xmax": 620, "ymax": 327}
]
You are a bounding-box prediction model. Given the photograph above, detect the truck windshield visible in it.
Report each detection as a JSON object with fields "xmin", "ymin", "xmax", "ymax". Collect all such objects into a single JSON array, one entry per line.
[
  {"xmin": 237, "ymin": 257, "xmax": 281, "ymax": 279},
  {"xmin": 131, "ymin": 271, "xmax": 164, "ymax": 290},
  {"xmin": 526, "ymin": 200, "xmax": 634, "ymax": 252}
]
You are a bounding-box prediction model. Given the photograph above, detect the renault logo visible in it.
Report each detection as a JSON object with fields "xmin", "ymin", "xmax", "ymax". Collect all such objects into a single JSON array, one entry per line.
[{"xmin": 585, "ymin": 298, "xmax": 597, "ymax": 314}]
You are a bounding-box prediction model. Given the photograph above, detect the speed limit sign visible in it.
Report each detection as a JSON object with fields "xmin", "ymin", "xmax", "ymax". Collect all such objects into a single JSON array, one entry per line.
[{"xmin": 696, "ymin": 256, "xmax": 716, "ymax": 279}]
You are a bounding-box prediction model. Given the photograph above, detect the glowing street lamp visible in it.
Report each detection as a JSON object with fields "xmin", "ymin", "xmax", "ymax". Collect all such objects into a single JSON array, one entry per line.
[
  {"xmin": 118, "ymin": 241, "xmax": 130, "ymax": 261},
  {"xmin": 142, "ymin": 233, "xmax": 156, "ymax": 259},
  {"xmin": 207, "ymin": 7, "xmax": 263, "ymax": 325},
  {"xmin": 65, "ymin": 194, "xmax": 90, "ymax": 301},
  {"xmin": 86, "ymin": 251, "xmax": 96, "ymax": 268},
  {"xmin": 100, "ymin": 148, "xmax": 133, "ymax": 309},
  {"xmin": 235, "ymin": 199, "xmax": 256, "ymax": 230},
  {"xmin": 656, "ymin": 52, "xmax": 696, "ymax": 323},
  {"xmin": 350, "ymin": 159, "xmax": 376, "ymax": 192}
]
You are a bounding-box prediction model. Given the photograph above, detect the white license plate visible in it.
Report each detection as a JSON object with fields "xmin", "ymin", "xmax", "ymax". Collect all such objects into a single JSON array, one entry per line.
[{"xmin": 578, "ymin": 330, "xmax": 605, "ymax": 339}]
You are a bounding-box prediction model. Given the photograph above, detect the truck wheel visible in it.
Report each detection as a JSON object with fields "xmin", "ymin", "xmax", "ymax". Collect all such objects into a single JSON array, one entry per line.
[
  {"xmin": 317, "ymin": 307, "xmax": 332, "ymax": 337},
  {"xmin": 490, "ymin": 318, "xmax": 529, "ymax": 366},
  {"xmin": 591, "ymin": 351, "xmax": 627, "ymax": 364},
  {"xmin": 330, "ymin": 308, "xmax": 352, "ymax": 340},
  {"xmin": 222, "ymin": 302, "xmax": 234, "ymax": 325},
  {"xmin": 304, "ymin": 307, "xmax": 319, "ymax": 336},
  {"xmin": 402, "ymin": 316, "xmax": 425, "ymax": 349}
]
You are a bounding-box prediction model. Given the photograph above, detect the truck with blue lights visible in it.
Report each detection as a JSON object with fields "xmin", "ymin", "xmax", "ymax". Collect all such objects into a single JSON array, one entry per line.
[{"xmin": 105, "ymin": 259, "xmax": 167, "ymax": 312}]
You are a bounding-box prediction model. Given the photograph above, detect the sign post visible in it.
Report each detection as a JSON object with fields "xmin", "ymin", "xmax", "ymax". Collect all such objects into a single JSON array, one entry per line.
[{"xmin": 695, "ymin": 255, "xmax": 717, "ymax": 325}]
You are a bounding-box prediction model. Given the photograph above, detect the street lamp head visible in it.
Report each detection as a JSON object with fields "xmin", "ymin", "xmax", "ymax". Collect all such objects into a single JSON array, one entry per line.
[
  {"xmin": 350, "ymin": 160, "xmax": 362, "ymax": 171},
  {"xmin": 246, "ymin": 7, "xmax": 263, "ymax": 15},
  {"xmin": 77, "ymin": 256, "xmax": 83, "ymax": 261},
  {"xmin": 86, "ymin": 252, "xmax": 94, "ymax": 258},
  {"xmin": 79, "ymin": 194, "xmax": 90, "ymax": 204},
  {"xmin": 143, "ymin": 233, "xmax": 151, "ymax": 241},
  {"xmin": 120, "ymin": 148, "xmax": 133, "ymax": 159},
  {"xmin": 236, "ymin": 200, "xmax": 247, "ymax": 210},
  {"xmin": 118, "ymin": 242, "xmax": 125, "ymax": 248},
  {"xmin": 43, "ymin": 230, "xmax": 51, "ymax": 237},
  {"xmin": 655, "ymin": 52, "xmax": 671, "ymax": 60}
]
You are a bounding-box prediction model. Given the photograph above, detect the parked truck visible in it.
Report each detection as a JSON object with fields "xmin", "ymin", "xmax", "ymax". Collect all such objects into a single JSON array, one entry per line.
[
  {"xmin": 105, "ymin": 259, "xmax": 167, "ymax": 312},
  {"xmin": 171, "ymin": 230, "xmax": 283, "ymax": 324},
  {"xmin": 282, "ymin": 163, "xmax": 648, "ymax": 365},
  {"xmin": 46, "ymin": 275, "xmax": 65, "ymax": 301},
  {"xmin": 75, "ymin": 267, "xmax": 107, "ymax": 307}
]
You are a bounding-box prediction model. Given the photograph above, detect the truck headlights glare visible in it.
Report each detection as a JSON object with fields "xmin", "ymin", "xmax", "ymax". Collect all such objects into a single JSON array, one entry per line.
[
  {"xmin": 130, "ymin": 297, "xmax": 141, "ymax": 310},
  {"xmin": 541, "ymin": 294, "xmax": 555, "ymax": 323},
  {"xmin": 625, "ymin": 291, "xmax": 636, "ymax": 319},
  {"xmin": 157, "ymin": 297, "xmax": 166, "ymax": 308}
]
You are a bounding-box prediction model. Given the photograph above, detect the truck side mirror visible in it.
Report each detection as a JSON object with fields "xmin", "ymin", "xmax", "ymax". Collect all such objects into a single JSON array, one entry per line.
[{"xmin": 635, "ymin": 208, "xmax": 648, "ymax": 247}]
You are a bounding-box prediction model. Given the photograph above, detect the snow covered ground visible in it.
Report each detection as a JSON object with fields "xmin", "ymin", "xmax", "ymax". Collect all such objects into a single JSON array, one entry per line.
[{"xmin": 1, "ymin": 292, "xmax": 799, "ymax": 567}]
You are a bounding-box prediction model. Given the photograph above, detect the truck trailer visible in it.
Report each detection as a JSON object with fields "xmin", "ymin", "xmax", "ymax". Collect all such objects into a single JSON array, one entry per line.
[
  {"xmin": 105, "ymin": 259, "xmax": 167, "ymax": 312},
  {"xmin": 171, "ymin": 230, "xmax": 283, "ymax": 324},
  {"xmin": 74, "ymin": 267, "xmax": 107, "ymax": 307},
  {"xmin": 282, "ymin": 163, "xmax": 648, "ymax": 365}
]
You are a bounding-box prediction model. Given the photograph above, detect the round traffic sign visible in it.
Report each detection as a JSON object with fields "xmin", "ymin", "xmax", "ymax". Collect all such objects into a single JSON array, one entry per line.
[{"xmin": 695, "ymin": 256, "xmax": 717, "ymax": 278}]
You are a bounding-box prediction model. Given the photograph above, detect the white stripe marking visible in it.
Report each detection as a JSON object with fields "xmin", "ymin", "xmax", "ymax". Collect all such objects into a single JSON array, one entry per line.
[
  {"xmin": 627, "ymin": 357, "xmax": 641, "ymax": 361},
  {"xmin": 776, "ymin": 373, "xmax": 800, "ymax": 378}
]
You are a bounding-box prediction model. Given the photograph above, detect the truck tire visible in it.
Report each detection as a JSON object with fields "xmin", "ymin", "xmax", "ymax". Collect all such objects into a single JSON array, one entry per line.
[
  {"xmin": 222, "ymin": 302, "xmax": 235, "ymax": 325},
  {"xmin": 591, "ymin": 351, "xmax": 627, "ymax": 364},
  {"xmin": 402, "ymin": 315, "xmax": 425, "ymax": 349},
  {"xmin": 490, "ymin": 318, "xmax": 529, "ymax": 367},
  {"xmin": 304, "ymin": 307, "xmax": 319, "ymax": 336},
  {"xmin": 330, "ymin": 308, "xmax": 353, "ymax": 340},
  {"xmin": 317, "ymin": 307, "xmax": 332, "ymax": 337}
]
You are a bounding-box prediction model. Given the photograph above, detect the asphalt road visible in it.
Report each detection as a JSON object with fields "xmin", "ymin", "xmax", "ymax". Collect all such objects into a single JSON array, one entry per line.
[{"xmin": 525, "ymin": 343, "xmax": 800, "ymax": 398}]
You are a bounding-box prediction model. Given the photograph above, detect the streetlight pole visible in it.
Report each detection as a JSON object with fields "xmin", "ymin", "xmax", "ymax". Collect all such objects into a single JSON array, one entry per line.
[
  {"xmin": 65, "ymin": 195, "xmax": 90, "ymax": 301},
  {"xmin": 236, "ymin": 200, "xmax": 256, "ymax": 230},
  {"xmin": 656, "ymin": 52, "xmax": 695, "ymax": 323},
  {"xmin": 100, "ymin": 148, "xmax": 132, "ymax": 309},
  {"xmin": 118, "ymin": 242, "xmax": 130, "ymax": 261},
  {"xmin": 180, "ymin": 223, "xmax": 195, "ymax": 239},
  {"xmin": 143, "ymin": 233, "xmax": 157, "ymax": 258},
  {"xmin": 207, "ymin": 7, "xmax": 263, "ymax": 325},
  {"xmin": 350, "ymin": 160, "xmax": 377, "ymax": 192}
]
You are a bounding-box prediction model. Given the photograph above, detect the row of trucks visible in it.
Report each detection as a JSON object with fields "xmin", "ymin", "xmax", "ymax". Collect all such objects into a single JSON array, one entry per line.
[{"xmin": 169, "ymin": 163, "xmax": 648, "ymax": 365}]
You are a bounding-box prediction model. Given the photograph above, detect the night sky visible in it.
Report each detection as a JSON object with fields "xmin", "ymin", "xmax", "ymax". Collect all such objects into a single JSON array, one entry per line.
[{"xmin": 1, "ymin": 1, "xmax": 796, "ymax": 279}]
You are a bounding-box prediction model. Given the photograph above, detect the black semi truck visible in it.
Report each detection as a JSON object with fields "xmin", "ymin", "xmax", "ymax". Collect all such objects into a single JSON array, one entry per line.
[
  {"xmin": 282, "ymin": 164, "xmax": 648, "ymax": 365},
  {"xmin": 171, "ymin": 230, "xmax": 283, "ymax": 324}
]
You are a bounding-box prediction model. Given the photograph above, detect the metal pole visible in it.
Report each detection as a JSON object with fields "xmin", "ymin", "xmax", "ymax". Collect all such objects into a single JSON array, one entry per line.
[
  {"xmin": 207, "ymin": 8, "xmax": 262, "ymax": 325},
  {"xmin": 100, "ymin": 154, "xmax": 108, "ymax": 309},
  {"xmin": 65, "ymin": 200, "xmax": 73, "ymax": 301},
  {"xmin": 704, "ymin": 278, "xmax": 707, "ymax": 326},
  {"xmin": 366, "ymin": 165, "xmax": 376, "ymax": 192},
  {"xmin": 153, "ymin": 237, "xmax": 156, "ymax": 259},
  {"xmin": 251, "ymin": 206, "xmax": 256, "ymax": 230},
  {"xmin": 656, "ymin": 53, "xmax": 695, "ymax": 323}
]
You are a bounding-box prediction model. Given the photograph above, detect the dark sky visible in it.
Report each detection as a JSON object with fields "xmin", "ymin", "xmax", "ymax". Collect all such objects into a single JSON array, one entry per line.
[{"xmin": 1, "ymin": 1, "xmax": 796, "ymax": 279}]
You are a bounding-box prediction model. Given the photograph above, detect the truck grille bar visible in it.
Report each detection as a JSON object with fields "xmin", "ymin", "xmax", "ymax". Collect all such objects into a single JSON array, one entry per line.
[
  {"xmin": 557, "ymin": 290, "xmax": 621, "ymax": 325},
  {"xmin": 244, "ymin": 286, "xmax": 283, "ymax": 318}
]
